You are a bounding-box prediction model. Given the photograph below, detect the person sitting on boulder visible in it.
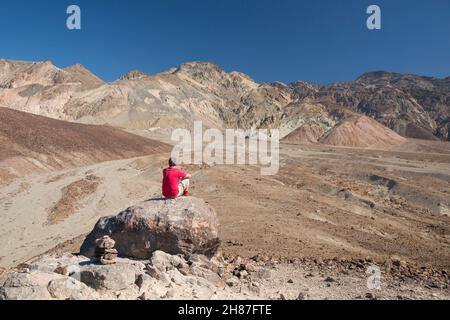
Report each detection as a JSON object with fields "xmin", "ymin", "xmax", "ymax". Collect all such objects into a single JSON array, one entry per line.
[{"xmin": 162, "ymin": 158, "xmax": 191, "ymax": 198}]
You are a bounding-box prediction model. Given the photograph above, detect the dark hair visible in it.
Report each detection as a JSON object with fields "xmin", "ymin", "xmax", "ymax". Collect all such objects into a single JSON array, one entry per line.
[{"xmin": 168, "ymin": 158, "xmax": 176, "ymax": 167}]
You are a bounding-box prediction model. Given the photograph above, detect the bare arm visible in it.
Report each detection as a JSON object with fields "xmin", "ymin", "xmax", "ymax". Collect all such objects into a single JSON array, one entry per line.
[{"xmin": 182, "ymin": 173, "xmax": 191, "ymax": 180}]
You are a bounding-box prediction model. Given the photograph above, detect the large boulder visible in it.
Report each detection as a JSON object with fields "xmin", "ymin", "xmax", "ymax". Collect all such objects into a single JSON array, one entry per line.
[{"xmin": 80, "ymin": 197, "xmax": 220, "ymax": 259}]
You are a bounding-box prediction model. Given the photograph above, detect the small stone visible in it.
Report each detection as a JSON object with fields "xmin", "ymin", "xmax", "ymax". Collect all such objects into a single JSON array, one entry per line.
[
  {"xmin": 99, "ymin": 258, "xmax": 116, "ymax": 265},
  {"xmin": 54, "ymin": 266, "xmax": 68, "ymax": 276},
  {"xmin": 95, "ymin": 236, "xmax": 115, "ymax": 249},
  {"xmin": 95, "ymin": 248, "xmax": 118, "ymax": 255},
  {"xmin": 138, "ymin": 292, "xmax": 148, "ymax": 300},
  {"xmin": 324, "ymin": 276, "xmax": 335, "ymax": 282},
  {"xmin": 145, "ymin": 265, "xmax": 161, "ymax": 279},
  {"xmin": 178, "ymin": 267, "xmax": 190, "ymax": 276},
  {"xmin": 225, "ymin": 276, "xmax": 240, "ymax": 287},
  {"xmin": 296, "ymin": 292, "xmax": 309, "ymax": 300},
  {"xmin": 244, "ymin": 263, "xmax": 258, "ymax": 272},
  {"xmin": 163, "ymin": 289, "xmax": 176, "ymax": 299},
  {"xmin": 101, "ymin": 253, "xmax": 118, "ymax": 261},
  {"xmin": 391, "ymin": 257, "xmax": 401, "ymax": 267},
  {"xmin": 135, "ymin": 274, "xmax": 148, "ymax": 290},
  {"xmin": 246, "ymin": 283, "xmax": 261, "ymax": 295},
  {"xmin": 233, "ymin": 256, "xmax": 243, "ymax": 265},
  {"xmin": 287, "ymin": 279, "xmax": 294, "ymax": 284},
  {"xmin": 365, "ymin": 292, "xmax": 376, "ymax": 300}
]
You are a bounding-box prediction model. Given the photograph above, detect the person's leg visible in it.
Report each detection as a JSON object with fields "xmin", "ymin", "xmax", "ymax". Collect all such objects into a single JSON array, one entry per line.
[
  {"xmin": 178, "ymin": 179, "xmax": 190, "ymax": 196},
  {"xmin": 181, "ymin": 179, "xmax": 190, "ymax": 195}
]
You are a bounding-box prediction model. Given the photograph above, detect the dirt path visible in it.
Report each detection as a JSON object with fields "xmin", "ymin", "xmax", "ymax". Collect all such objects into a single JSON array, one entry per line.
[{"xmin": 0, "ymin": 153, "xmax": 168, "ymax": 268}]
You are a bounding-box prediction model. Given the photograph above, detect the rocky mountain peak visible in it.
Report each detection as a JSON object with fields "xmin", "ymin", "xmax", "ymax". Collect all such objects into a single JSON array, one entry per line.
[
  {"xmin": 229, "ymin": 71, "xmax": 255, "ymax": 82},
  {"xmin": 64, "ymin": 63, "xmax": 104, "ymax": 86},
  {"xmin": 177, "ymin": 61, "xmax": 224, "ymax": 72},
  {"xmin": 119, "ymin": 70, "xmax": 148, "ymax": 81},
  {"xmin": 65, "ymin": 63, "xmax": 87, "ymax": 71},
  {"xmin": 356, "ymin": 71, "xmax": 399, "ymax": 81},
  {"xmin": 0, "ymin": 59, "xmax": 68, "ymax": 89},
  {"xmin": 174, "ymin": 61, "xmax": 226, "ymax": 80}
]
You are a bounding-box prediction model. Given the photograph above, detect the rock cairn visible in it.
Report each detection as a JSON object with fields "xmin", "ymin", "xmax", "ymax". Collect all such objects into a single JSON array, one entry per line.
[{"xmin": 94, "ymin": 236, "xmax": 118, "ymax": 265}]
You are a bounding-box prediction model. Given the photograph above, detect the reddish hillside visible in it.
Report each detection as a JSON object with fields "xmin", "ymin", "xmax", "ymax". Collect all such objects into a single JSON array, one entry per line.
[
  {"xmin": 0, "ymin": 107, "xmax": 170, "ymax": 184},
  {"xmin": 282, "ymin": 123, "xmax": 326, "ymax": 144},
  {"xmin": 320, "ymin": 115, "xmax": 407, "ymax": 149}
]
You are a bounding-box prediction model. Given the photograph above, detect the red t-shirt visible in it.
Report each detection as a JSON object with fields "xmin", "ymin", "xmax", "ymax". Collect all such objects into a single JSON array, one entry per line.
[{"xmin": 162, "ymin": 167, "xmax": 187, "ymax": 198}]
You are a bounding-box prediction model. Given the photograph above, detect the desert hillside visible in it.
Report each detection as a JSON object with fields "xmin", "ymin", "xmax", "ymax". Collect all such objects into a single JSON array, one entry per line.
[
  {"xmin": 0, "ymin": 59, "xmax": 448, "ymax": 141},
  {"xmin": 282, "ymin": 113, "xmax": 407, "ymax": 149},
  {"xmin": 319, "ymin": 115, "xmax": 407, "ymax": 149},
  {"xmin": 0, "ymin": 107, "xmax": 170, "ymax": 185}
]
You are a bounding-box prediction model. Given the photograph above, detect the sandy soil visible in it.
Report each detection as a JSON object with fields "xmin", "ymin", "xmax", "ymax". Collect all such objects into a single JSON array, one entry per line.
[
  {"xmin": 47, "ymin": 174, "xmax": 102, "ymax": 225},
  {"xmin": 0, "ymin": 153, "xmax": 170, "ymax": 268},
  {"xmin": 1, "ymin": 139, "xmax": 450, "ymax": 299},
  {"xmin": 187, "ymin": 143, "xmax": 450, "ymax": 270}
]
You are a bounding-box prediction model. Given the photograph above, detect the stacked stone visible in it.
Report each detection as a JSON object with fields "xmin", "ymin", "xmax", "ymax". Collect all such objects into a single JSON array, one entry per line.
[{"xmin": 94, "ymin": 236, "xmax": 118, "ymax": 265}]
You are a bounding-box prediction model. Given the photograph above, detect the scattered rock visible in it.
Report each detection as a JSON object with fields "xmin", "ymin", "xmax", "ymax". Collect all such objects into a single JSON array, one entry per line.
[
  {"xmin": 338, "ymin": 189, "xmax": 353, "ymax": 200},
  {"xmin": 145, "ymin": 265, "xmax": 162, "ymax": 279},
  {"xmin": 225, "ymin": 276, "xmax": 240, "ymax": 287},
  {"xmin": 232, "ymin": 256, "xmax": 244, "ymax": 265},
  {"xmin": 365, "ymin": 292, "xmax": 377, "ymax": 300},
  {"xmin": 137, "ymin": 292, "xmax": 148, "ymax": 300},
  {"xmin": 178, "ymin": 267, "xmax": 190, "ymax": 276},
  {"xmin": 296, "ymin": 292, "xmax": 309, "ymax": 300},
  {"xmin": 47, "ymin": 277, "xmax": 97, "ymax": 300},
  {"xmin": 190, "ymin": 265, "xmax": 225, "ymax": 288},
  {"xmin": 135, "ymin": 273, "xmax": 148, "ymax": 290},
  {"xmin": 79, "ymin": 262, "xmax": 140, "ymax": 291}
]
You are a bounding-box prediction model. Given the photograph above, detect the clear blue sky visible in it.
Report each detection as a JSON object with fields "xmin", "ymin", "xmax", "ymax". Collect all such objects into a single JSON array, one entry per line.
[{"xmin": 0, "ymin": 0, "xmax": 449, "ymax": 83}]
